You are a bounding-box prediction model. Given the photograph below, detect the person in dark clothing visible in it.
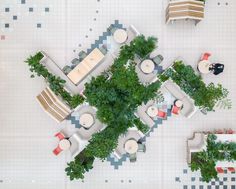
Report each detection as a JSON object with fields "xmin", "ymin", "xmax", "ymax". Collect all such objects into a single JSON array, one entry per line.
[{"xmin": 209, "ymin": 63, "xmax": 224, "ymax": 75}]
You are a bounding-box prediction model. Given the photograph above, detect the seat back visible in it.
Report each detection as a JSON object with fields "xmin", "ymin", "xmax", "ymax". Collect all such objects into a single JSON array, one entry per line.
[{"xmin": 36, "ymin": 87, "xmax": 72, "ymax": 122}]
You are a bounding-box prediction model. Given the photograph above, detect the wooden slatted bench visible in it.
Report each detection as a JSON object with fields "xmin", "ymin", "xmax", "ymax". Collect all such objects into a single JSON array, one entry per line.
[
  {"xmin": 36, "ymin": 87, "xmax": 72, "ymax": 123},
  {"xmin": 166, "ymin": 0, "xmax": 205, "ymax": 25}
]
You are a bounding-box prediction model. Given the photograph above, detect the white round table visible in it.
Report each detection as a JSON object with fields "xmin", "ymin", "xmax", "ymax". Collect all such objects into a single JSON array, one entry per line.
[
  {"xmin": 79, "ymin": 113, "xmax": 94, "ymax": 129},
  {"xmin": 175, "ymin": 100, "xmax": 183, "ymax": 108},
  {"xmin": 113, "ymin": 29, "xmax": 128, "ymax": 44},
  {"xmin": 140, "ymin": 59, "xmax": 155, "ymax": 74},
  {"xmin": 147, "ymin": 106, "xmax": 158, "ymax": 117},
  {"xmin": 59, "ymin": 139, "xmax": 71, "ymax": 150},
  {"xmin": 124, "ymin": 139, "xmax": 138, "ymax": 154},
  {"xmin": 198, "ymin": 60, "xmax": 211, "ymax": 74}
]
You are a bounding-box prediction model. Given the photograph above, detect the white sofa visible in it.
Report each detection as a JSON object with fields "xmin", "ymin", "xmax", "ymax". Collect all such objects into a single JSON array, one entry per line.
[
  {"xmin": 163, "ymin": 80, "xmax": 197, "ymax": 118},
  {"xmin": 187, "ymin": 132, "xmax": 206, "ymax": 163}
]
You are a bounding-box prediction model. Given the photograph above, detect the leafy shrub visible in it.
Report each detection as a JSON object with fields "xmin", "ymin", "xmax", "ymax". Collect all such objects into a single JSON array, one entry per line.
[
  {"xmin": 159, "ymin": 60, "xmax": 229, "ymax": 112},
  {"xmin": 190, "ymin": 134, "xmax": 236, "ymax": 182},
  {"xmin": 25, "ymin": 52, "xmax": 84, "ymax": 108}
]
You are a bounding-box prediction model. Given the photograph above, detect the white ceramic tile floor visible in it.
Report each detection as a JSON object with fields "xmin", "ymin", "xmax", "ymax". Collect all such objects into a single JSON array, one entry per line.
[{"xmin": 0, "ymin": 0, "xmax": 236, "ymax": 188}]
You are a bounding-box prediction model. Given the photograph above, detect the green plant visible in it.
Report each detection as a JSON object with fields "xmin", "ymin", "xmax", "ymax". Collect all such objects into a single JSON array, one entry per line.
[
  {"xmin": 66, "ymin": 35, "xmax": 161, "ymax": 180},
  {"xmin": 190, "ymin": 134, "xmax": 236, "ymax": 182},
  {"xmin": 159, "ymin": 61, "xmax": 229, "ymax": 112},
  {"xmin": 25, "ymin": 52, "xmax": 84, "ymax": 108},
  {"xmin": 65, "ymin": 151, "xmax": 95, "ymax": 180},
  {"xmin": 215, "ymin": 98, "xmax": 232, "ymax": 110}
]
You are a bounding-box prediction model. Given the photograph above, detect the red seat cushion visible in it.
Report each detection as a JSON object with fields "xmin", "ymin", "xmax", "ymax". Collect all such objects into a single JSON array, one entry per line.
[
  {"xmin": 216, "ymin": 167, "xmax": 224, "ymax": 173},
  {"xmin": 55, "ymin": 132, "xmax": 65, "ymax": 140},
  {"xmin": 171, "ymin": 105, "xmax": 180, "ymax": 115},
  {"xmin": 157, "ymin": 110, "xmax": 167, "ymax": 119},
  {"xmin": 53, "ymin": 146, "xmax": 62, "ymax": 155},
  {"xmin": 228, "ymin": 167, "xmax": 235, "ymax": 172}
]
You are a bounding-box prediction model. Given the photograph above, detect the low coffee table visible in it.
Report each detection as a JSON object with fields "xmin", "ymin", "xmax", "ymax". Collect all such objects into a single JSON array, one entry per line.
[
  {"xmin": 124, "ymin": 139, "xmax": 138, "ymax": 154},
  {"xmin": 113, "ymin": 29, "xmax": 128, "ymax": 44},
  {"xmin": 79, "ymin": 113, "xmax": 94, "ymax": 129},
  {"xmin": 198, "ymin": 60, "xmax": 211, "ymax": 74},
  {"xmin": 147, "ymin": 106, "xmax": 158, "ymax": 117},
  {"xmin": 140, "ymin": 59, "xmax": 155, "ymax": 74},
  {"xmin": 59, "ymin": 139, "xmax": 71, "ymax": 150}
]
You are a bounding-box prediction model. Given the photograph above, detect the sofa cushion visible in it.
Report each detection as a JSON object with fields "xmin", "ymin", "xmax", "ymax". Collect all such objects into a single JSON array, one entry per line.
[{"xmin": 164, "ymin": 80, "xmax": 185, "ymax": 100}]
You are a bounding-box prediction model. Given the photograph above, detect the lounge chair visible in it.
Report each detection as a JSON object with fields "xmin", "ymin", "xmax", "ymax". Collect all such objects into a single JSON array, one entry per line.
[
  {"xmin": 78, "ymin": 50, "xmax": 87, "ymax": 61},
  {"xmin": 62, "ymin": 65, "xmax": 72, "ymax": 75},
  {"xmin": 137, "ymin": 143, "xmax": 146, "ymax": 153},
  {"xmin": 152, "ymin": 54, "xmax": 164, "ymax": 65}
]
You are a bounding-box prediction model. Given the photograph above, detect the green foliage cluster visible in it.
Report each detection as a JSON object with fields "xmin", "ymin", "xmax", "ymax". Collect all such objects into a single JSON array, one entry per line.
[
  {"xmin": 65, "ymin": 150, "xmax": 95, "ymax": 180},
  {"xmin": 190, "ymin": 134, "xmax": 236, "ymax": 182},
  {"xmin": 25, "ymin": 52, "xmax": 84, "ymax": 108},
  {"xmin": 66, "ymin": 35, "xmax": 161, "ymax": 180},
  {"xmin": 159, "ymin": 60, "xmax": 229, "ymax": 112}
]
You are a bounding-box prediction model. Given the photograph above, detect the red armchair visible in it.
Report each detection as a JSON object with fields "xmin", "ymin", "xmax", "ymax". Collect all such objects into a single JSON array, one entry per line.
[
  {"xmin": 201, "ymin": 52, "xmax": 211, "ymax": 61},
  {"xmin": 157, "ymin": 110, "xmax": 167, "ymax": 119},
  {"xmin": 216, "ymin": 167, "xmax": 224, "ymax": 173},
  {"xmin": 53, "ymin": 145, "xmax": 63, "ymax": 156},
  {"xmin": 171, "ymin": 105, "xmax": 180, "ymax": 115},
  {"xmin": 55, "ymin": 132, "xmax": 65, "ymax": 140}
]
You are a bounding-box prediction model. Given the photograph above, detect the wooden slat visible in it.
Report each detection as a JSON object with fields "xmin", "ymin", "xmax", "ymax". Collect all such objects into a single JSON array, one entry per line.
[
  {"xmin": 45, "ymin": 88, "xmax": 71, "ymax": 114},
  {"xmin": 169, "ymin": 0, "xmax": 204, "ymax": 6},
  {"xmin": 168, "ymin": 5, "xmax": 204, "ymax": 12},
  {"xmin": 36, "ymin": 95, "xmax": 64, "ymax": 122},
  {"xmin": 41, "ymin": 91, "xmax": 68, "ymax": 118}
]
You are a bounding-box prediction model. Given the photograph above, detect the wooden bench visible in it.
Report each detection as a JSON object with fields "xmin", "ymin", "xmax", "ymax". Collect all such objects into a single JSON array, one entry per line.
[
  {"xmin": 36, "ymin": 87, "xmax": 72, "ymax": 122},
  {"xmin": 166, "ymin": 0, "xmax": 205, "ymax": 25}
]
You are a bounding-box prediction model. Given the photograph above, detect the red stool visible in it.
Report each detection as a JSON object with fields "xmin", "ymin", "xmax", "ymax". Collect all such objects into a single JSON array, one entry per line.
[
  {"xmin": 171, "ymin": 105, "xmax": 180, "ymax": 115},
  {"xmin": 201, "ymin": 53, "xmax": 211, "ymax": 61},
  {"xmin": 157, "ymin": 110, "xmax": 167, "ymax": 119},
  {"xmin": 53, "ymin": 145, "xmax": 63, "ymax": 156},
  {"xmin": 216, "ymin": 167, "xmax": 224, "ymax": 173},
  {"xmin": 55, "ymin": 132, "xmax": 65, "ymax": 140},
  {"xmin": 228, "ymin": 167, "xmax": 235, "ymax": 173}
]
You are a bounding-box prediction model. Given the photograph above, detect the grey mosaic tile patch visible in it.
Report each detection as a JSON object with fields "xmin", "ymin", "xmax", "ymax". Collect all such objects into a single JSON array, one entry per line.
[
  {"xmin": 183, "ymin": 185, "xmax": 188, "ymax": 189},
  {"xmin": 183, "ymin": 169, "xmax": 188, "ymax": 174},
  {"xmin": 5, "ymin": 8, "xmax": 10, "ymax": 12},
  {"xmin": 29, "ymin": 7, "xmax": 33, "ymax": 12},
  {"xmin": 5, "ymin": 23, "xmax": 9, "ymax": 28},
  {"xmin": 37, "ymin": 23, "xmax": 41, "ymax": 28},
  {"xmin": 45, "ymin": 7, "xmax": 49, "ymax": 12},
  {"xmin": 21, "ymin": 0, "xmax": 25, "ymax": 4},
  {"xmin": 13, "ymin": 15, "xmax": 17, "ymax": 20}
]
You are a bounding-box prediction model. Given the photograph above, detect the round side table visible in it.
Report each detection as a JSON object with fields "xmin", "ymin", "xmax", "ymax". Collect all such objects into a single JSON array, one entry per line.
[
  {"xmin": 79, "ymin": 113, "xmax": 94, "ymax": 129},
  {"xmin": 124, "ymin": 139, "xmax": 138, "ymax": 154},
  {"xmin": 140, "ymin": 59, "xmax": 155, "ymax": 74},
  {"xmin": 198, "ymin": 60, "xmax": 211, "ymax": 74},
  {"xmin": 59, "ymin": 139, "xmax": 71, "ymax": 150},
  {"xmin": 147, "ymin": 106, "xmax": 158, "ymax": 117},
  {"xmin": 113, "ymin": 29, "xmax": 128, "ymax": 44}
]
